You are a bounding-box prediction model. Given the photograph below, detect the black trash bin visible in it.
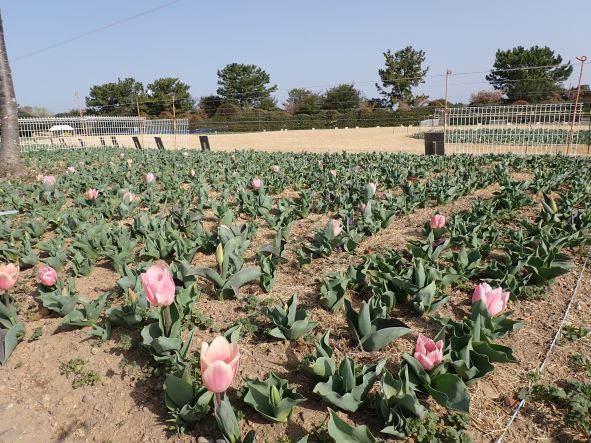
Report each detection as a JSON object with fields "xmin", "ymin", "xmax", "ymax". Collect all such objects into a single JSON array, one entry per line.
[{"xmin": 424, "ymin": 132, "xmax": 445, "ymax": 155}]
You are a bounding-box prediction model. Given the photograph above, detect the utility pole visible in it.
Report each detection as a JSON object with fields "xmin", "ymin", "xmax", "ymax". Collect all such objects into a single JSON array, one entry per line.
[{"xmin": 567, "ymin": 56, "xmax": 587, "ymax": 155}]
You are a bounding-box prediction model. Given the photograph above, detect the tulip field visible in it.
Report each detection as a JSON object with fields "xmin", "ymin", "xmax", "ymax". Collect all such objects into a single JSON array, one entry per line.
[{"xmin": 0, "ymin": 148, "xmax": 590, "ymax": 442}]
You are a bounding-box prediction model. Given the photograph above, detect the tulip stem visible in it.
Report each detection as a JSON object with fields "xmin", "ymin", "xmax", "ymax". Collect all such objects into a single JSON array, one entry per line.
[
  {"xmin": 215, "ymin": 392, "xmax": 222, "ymax": 410},
  {"xmin": 162, "ymin": 305, "xmax": 172, "ymax": 337},
  {"xmin": 3, "ymin": 291, "xmax": 9, "ymax": 308}
]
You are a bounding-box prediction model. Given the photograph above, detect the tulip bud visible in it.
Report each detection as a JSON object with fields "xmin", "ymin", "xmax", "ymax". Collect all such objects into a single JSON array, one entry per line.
[
  {"xmin": 182, "ymin": 366, "xmax": 192, "ymax": 385},
  {"xmin": 544, "ymin": 193, "xmax": 558, "ymax": 212},
  {"xmin": 216, "ymin": 243, "xmax": 224, "ymax": 267},
  {"xmin": 269, "ymin": 384, "xmax": 282, "ymax": 407},
  {"xmin": 128, "ymin": 288, "xmax": 138, "ymax": 305}
]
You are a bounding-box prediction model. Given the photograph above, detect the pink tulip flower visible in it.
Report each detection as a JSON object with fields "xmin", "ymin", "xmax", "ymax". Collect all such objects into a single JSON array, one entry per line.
[
  {"xmin": 0, "ymin": 263, "xmax": 19, "ymax": 291},
  {"xmin": 414, "ymin": 334, "xmax": 444, "ymax": 370},
  {"xmin": 331, "ymin": 219, "xmax": 342, "ymax": 236},
  {"xmin": 145, "ymin": 173, "xmax": 155, "ymax": 184},
  {"xmin": 271, "ymin": 165, "xmax": 280, "ymax": 173},
  {"xmin": 41, "ymin": 175, "xmax": 56, "ymax": 186},
  {"xmin": 251, "ymin": 177, "xmax": 262, "ymax": 190},
  {"xmin": 122, "ymin": 191, "xmax": 138, "ymax": 204},
  {"xmin": 140, "ymin": 264, "xmax": 176, "ymax": 307},
  {"xmin": 472, "ymin": 283, "xmax": 509, "ymax": 316},
  {"xmin": 85, "ymin": 188, "xmax": 99, "ymax": 200},
  {"xmin": 200, "ymin": 336, "xmax": 240, "ymax": 393},
  {"xmin": 38, "ymin": 265, "xmax": 58, "ymax": 287},
  {"xmin": 472, "ymin": 282, "xmax": 493, "ymax": 303},
  {"xmin": 430, "ymin": 214, "xmax": 446, "ymax": 229},
  {"xmin": 330, "ymin": 169, "xmax": 337, "ymax": 177}
]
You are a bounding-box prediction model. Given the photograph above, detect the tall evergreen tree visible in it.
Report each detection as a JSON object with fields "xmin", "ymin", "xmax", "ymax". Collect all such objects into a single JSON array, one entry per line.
[
  {"xmin": 216, "ymin": 63, "xmax": 277, "ymax": 109},
  {"xmin": 376, "ymin": 46, "xmax": 428, "ymax": 108},
  {"xmin": 486, "ymin": 46, "xmax": 573, "ymax": 103}
]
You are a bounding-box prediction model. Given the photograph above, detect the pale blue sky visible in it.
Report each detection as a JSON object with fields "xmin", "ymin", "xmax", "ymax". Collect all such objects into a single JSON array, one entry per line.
[{"xmin": 2, "ymin": 0, "xmax": 590, "ymax": 112}]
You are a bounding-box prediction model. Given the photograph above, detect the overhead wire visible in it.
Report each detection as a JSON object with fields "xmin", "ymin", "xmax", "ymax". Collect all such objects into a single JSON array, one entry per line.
[{"xmin": 13, "ymin": 0, "xmax": 184, "ymax": 62}]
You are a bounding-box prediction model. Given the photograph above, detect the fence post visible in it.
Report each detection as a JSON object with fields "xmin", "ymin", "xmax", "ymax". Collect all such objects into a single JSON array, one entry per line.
[
  {"xmin": 444, "ymin": 69, "xmax": 452, "ymax": 135},
  {"xmin": 136, "ymin": 97, "xmax": 144, "ymax": 148},
  {"xmin": 567, "ymin": 56, "xmax": 587, "ymax": 155}
]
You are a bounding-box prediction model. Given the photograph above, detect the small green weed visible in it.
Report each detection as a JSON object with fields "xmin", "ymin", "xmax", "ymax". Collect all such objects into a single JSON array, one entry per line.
[
  {"xmin": 527, "ymin": 380, "xmax": 591, "ymax": 438},
  {"xmin": 59, "ymin": 358, "xmax": 101, "ymax": 389},
  {"xmin": 187, "ymin": 309, "xmax": 217, "ymax": 331},
  {"xmin": 569, "ymin": 353, "xmax": 591, "ymax": 376},
  {"xmin": 28, "ymin": 327, "xmax": 43, "ymax": 342},
  {"xmin": 407, "ymin": 412, "xmax": 473, "ymax": 443},
  {"xmin": 526, "ymin": 370, "xmax": 542, "ymax": 383},
  {"xmin": 243, "ymin": 294, "xmax": 273, "ymax": 314},
  {"xmin": 234, "ymin": 315, "xmax": 261, "ymax": 338},
  {"xmin": 59, "ymin": 358, "xmax": 86, "ymax": 377},
  {"xmin": 561, "ymin": 325, "xmax": 589, "ymax": 343},
  {"xmin": 119, "ymin": 334, "xmax": 133, "ymax": 351}
]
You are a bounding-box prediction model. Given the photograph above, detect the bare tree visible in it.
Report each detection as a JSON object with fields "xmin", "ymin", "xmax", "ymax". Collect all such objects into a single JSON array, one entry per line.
[{"xmin": 0, "ymin": 10, "xmax": 21, "ymax": 177}]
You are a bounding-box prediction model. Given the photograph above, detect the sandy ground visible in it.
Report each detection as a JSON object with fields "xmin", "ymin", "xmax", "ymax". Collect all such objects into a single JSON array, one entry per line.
[
  {"xmin": 22, "ymin": 127, "xmax": 427, "ymax": 154},
  {"xmin": 23, "ymin": 126, "xmax": 589, "ymax": 155},
  {"xmin": 201, "ymin": 127, "xmax": 426, "ymax": 153}
]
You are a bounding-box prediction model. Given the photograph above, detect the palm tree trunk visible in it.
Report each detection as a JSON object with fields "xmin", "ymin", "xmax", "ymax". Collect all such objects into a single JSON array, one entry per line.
[{"xmin": 0, "ymin": 10, "xmax": 21, "ymax": 177}]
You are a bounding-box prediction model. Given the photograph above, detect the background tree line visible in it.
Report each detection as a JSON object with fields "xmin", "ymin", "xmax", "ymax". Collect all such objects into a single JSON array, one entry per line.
[{"xmin": 18, "ymin": 45, "xmax": 589, "ymax": 130}]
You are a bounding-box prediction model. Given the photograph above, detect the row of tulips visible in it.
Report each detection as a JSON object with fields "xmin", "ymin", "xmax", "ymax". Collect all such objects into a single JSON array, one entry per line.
[
  {"xmin": 313, "ymin": 167, "xmax": 577, "ymax": 436},
  {"xmin": 332, "ymin": 166, "xmax": 589, "ymax": 437}
]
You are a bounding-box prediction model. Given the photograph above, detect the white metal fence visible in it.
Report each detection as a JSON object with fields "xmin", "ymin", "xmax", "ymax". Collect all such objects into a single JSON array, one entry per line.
[
  {"xmin": 434, "ymin": 103, "xmax": 585, "ymax": 155},
  {"xmin": 18, "ymin": 116, "xmax": 195, "ymax": 152}
]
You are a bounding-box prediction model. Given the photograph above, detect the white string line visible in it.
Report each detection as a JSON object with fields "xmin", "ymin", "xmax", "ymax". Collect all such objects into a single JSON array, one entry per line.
[{"xmin": 495, "ymin": 253, "xmax": 589, "ymax": 443}]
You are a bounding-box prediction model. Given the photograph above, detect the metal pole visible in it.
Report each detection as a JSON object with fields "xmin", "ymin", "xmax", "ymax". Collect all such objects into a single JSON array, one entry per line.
[
  {"xmin": 172, "ymin": 94, "xmax": 177, "ymax": 150},
  {"xmin": 136, "ymin": 97, "xmax": 144, "ymax": 148},
  {"xmin": 444, "ymin": 69, "xmax": 452, "ymax": 135},
  {"xmin": 567, "ymin": 56, "xmax": 587, "ymax": 155},
  {"xmin": 75, "ymin": 91, "xmax": 87, "ymax": 137}
]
